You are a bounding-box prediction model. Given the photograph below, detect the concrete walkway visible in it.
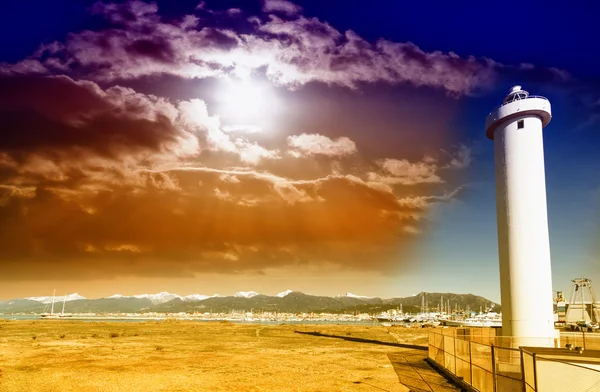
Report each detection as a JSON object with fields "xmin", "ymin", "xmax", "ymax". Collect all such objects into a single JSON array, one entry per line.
[
  {"xmin": 293, "ymin": 329, "xmax": 462, "ymax": 391},
  {"xmin": 387, "ymin": 350, "xmax": 461, "ymax": 392}
]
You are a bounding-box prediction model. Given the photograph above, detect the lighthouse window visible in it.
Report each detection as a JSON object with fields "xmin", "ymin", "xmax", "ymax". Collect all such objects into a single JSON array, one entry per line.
[{"xmin": 517, "ymin": 120, "xmax": 524, "ymax": 129}]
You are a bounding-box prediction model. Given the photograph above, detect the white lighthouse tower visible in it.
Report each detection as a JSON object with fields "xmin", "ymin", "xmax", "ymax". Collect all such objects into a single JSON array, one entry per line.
[{"xmin": 486, "ymin": 86, "xmax": 556, "ymax": 345}]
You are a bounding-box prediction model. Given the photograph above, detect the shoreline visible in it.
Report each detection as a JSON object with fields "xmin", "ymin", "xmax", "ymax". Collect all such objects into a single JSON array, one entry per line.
[{"xmin": 0, "ymin": 314, "xmax": 383, "ymax": 325}]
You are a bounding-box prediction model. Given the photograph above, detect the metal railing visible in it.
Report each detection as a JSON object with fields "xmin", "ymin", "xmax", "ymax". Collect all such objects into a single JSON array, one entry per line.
[
  {"xmin": 428, "ymin": 330, "xmax": 522, "ymax": 391},
  {"xmin": 428, "ymin": 329, "xmax": 600, "ymax": 392},
  {"xmin": 521, "ymin": 348, "xmax": 600, "ymax": 392},
  {"xmin": 488, "ymin": 95, "xmax": 549, "ymax": 115}
]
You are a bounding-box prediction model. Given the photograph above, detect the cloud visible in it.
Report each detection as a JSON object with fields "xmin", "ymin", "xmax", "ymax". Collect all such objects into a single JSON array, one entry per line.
[
  {"xmin": 367, "ymin": 158, "xmax": 442, "ymax": 186},
  {"xmin": 0, "ymin": 169, "xmax": 442, "ymax": 280},
  {"xmin": 0, "ymin": 0, "xmax": 498, "ymax": 96},
  {"xmin": 442, "ymin": 144, "xmax": 472, "ymax": 169},
  {"xmin": 263, "ymin": 0, "xmax": 302, "ymax": 16},
  {"xmin": 0, "ymin": 73, "xmax": 467, "ymax": 281},
  {"xmin": 0, "ymin": 1, "xmax": 479, "ymax": 282},
  {"xmin": 287, "ymin": 133, "xmax": 357, "ymax": 157},
  {"xmin": 0, "ymin": 74, "xmax": 192, "ymax": 162},
  {"xmin": 236, "ymin": 140, "xmax": 280, "ymax": 165},
  {"xmin": 0, "ymin": 74, "xmax": 284, "ymax": 195},
  {"xmin": 255, "ymin": 17, "xmax": 497, "ymax": 95},
  {"xmin": 222, "ymin": 125, "xmax": 263, "ymax": 133},
  {"xmin": 91, "ymin": 0, "xmax": 160, "ymax": 25}
]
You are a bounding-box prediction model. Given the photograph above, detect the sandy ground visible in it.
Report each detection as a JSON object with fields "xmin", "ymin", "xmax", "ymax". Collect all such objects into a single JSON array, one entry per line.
[{"xmin": 0, "ymin": 320, "xmax": 459, "ymax": 392}]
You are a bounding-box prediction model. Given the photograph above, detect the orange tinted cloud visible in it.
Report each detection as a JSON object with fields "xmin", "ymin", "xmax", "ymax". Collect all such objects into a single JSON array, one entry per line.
[
  {"xmin": 287, "ymin": 133, "xmax": 357, "ymax": 157},
  {"xmin": 0, "ymin": 75, "xmax": 466, "ymax": 280},
  {"xmin": 0, "ymin": 169, "xmax": 438, "ymax": 280},
  {"xmin": 0, "ymin": 1, "xmax": 477, "ymax": 283}
]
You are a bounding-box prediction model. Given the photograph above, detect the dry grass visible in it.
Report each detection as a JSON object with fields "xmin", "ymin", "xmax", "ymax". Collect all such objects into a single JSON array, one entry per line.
[{"xmin": 0, "ymin": 321, "xmax": 432, "ymax": 392}]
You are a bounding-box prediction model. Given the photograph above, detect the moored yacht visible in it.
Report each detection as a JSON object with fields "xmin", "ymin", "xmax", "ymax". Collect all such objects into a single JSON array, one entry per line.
[{"xmin": 441, "ymin": 312, "xmax": 502, "ymax": 327}]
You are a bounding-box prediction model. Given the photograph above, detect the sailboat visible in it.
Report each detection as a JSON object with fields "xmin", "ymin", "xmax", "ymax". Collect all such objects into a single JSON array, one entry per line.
[
  {"xmin": 40, "ymin": 289, "xmax": 59, "ymax": 319},
  {"xmin": 40, "ymin": 290, "xmax": 72, "ymax": 318}
]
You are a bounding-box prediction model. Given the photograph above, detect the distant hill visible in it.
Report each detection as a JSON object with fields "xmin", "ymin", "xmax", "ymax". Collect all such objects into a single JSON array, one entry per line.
[
  {"xmin": 0, "ymin": 298, "xmax": 154, "ymax": 314},
  {"xmin": 386, "ymin": 292, "xmax": 499, "ymax": 313},
  {"xmin": 153, "ymin": 292, "xmax": 389, "ymax": 314},
  {"xmin": 0, "ymin": 291, "xmax": 500, "ymax": 314}
]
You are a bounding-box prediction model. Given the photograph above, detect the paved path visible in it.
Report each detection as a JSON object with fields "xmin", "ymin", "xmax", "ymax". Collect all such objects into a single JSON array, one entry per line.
[
  {"xmin": 293, "ymin": 329, "xmax": 462, "ymax": 391},
  {"xmin": 387, "ymin": 350, "xmax": 461, "ymax": 392}
]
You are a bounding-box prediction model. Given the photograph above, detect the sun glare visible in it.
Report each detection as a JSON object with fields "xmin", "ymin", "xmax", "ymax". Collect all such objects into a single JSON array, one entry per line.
[{"xmin": 216, "ymin": 78, "xmax": 276, "ymax": 127}]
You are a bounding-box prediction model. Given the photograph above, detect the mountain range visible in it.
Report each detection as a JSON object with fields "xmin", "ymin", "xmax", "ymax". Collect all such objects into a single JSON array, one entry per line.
[{"xmin": 0, "ymin": 291, "xmax": 500, "ymax": 315}]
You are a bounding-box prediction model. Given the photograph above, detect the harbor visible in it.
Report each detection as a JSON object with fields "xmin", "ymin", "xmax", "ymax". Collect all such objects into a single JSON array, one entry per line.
[{"xmin": 4, "ymin": 277, "xmax": 599, "ymax": 332}]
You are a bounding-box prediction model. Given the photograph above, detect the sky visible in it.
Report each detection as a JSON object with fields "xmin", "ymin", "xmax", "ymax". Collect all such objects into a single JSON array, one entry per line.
[{"xmin": 0, "ymin": 0, "xmax": 599, "ymax": 302}]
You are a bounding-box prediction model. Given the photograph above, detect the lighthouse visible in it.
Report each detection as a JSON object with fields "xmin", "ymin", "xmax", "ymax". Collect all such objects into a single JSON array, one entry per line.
[{"xmin": 485, "ymin": 86, "xmax": 556, "ymax": 345}]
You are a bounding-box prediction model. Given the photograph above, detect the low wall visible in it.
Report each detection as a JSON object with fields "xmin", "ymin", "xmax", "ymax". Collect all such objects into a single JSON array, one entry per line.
[{"xmin": 428, "ymin": 328, "xmax": 600, "ymax": 391}]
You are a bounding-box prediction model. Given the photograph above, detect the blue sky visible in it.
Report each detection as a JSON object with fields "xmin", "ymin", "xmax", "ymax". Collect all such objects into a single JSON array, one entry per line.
[
  {"xmin": 0, "ymin": 0, "xmax": 598, "ymax": 302},
  {"xmin": 413, "ymin": 82, "xmax": 600, "ymax": 301}
]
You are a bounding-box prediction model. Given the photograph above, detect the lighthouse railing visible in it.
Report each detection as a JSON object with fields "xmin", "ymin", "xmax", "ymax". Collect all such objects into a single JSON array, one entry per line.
[{"xmin": 487, "ymin": 95, "xmax": 549, "ymax": 116}]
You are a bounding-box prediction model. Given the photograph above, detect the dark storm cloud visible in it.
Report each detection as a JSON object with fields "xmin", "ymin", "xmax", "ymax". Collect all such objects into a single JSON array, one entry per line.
[
  {"xmin": 0, "ymin": 75, "xmax": 108, "ymax": 119},
  {"xmin": 126, "ymin": 38, "xmax": 177, "ymax": 63},
  {"xmin": 0, "ymin": 75, "xmax": 184, "ymax": 160}
]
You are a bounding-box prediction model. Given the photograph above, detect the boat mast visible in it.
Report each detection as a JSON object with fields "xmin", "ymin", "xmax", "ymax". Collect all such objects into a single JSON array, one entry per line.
[
  {"xmin": 50, "ymin": 289, "xmax": 56, "ymax": 315},
  {"xmin": 61, "ymin": 294, "xmax": 66, "ymax": 314}
]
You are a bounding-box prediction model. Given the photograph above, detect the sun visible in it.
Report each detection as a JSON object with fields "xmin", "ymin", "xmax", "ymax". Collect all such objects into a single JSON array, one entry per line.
[{"xmin": 216, "ymin": 78, "xmax": 275, "ymax": 125}]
